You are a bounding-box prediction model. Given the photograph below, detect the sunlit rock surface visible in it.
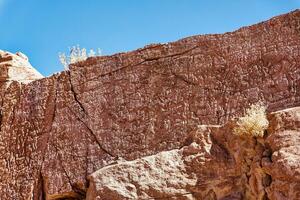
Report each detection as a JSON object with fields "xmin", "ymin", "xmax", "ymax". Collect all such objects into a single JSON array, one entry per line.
[{"xmin": 0, "ymin": 10, "xmax": 299, "ymax": 200}]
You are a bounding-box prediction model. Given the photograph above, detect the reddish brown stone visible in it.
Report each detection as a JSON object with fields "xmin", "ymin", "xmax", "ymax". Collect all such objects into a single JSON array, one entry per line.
[
  {"xmin": 85, "ymin": 107, "xmax": 300, "ymax": 200},
  {"xmin": 0, "ymin": 10, "xmax": 299, "ymax": 200}
]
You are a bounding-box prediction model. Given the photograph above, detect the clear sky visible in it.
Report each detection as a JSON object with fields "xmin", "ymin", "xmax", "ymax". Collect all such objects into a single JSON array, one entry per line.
[{"xmin": 0, "ymin": 0, "xmax": 299, "ymax": 76}]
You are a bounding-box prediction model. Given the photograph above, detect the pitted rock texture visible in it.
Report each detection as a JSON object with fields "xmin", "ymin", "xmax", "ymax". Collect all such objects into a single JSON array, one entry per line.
[
  {"xmin": 86, "ymin": 107, "xmax": 300, "ymax": 200},
  {"xmin": 0, "ymin": 10, "xmax": 299, "ymax": 200},
  {"xmin": 264, "ymin": 107, "xmax": 300, "ymax": 199}
]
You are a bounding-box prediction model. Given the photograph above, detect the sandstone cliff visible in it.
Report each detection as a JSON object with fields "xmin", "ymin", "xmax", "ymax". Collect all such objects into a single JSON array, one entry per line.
[{"xmin": 0, "ymin": 10, "xmax": 299, "ymax": 200}]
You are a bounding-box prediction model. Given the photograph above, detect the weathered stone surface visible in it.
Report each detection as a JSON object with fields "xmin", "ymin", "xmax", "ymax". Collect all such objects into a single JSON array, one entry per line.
[
  {"xmin": 86, "ymin": 107, "xmax": 300, "ymax": 200},
  {"xmin": 263, "ymin": 107, "xmax": 300, "ymax": 199},
  {"xmin": 0, "ymin": 9, "xmax": 299, "ymax": 200},
  {"xmin": 0, "ymin": 50, "xmax": 43, "ymax": 83}
]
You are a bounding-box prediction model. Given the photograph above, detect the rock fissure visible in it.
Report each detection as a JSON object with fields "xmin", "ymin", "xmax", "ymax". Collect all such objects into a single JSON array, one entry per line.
[
  {"xmin": 65, "ymin": 106, "xmax": 115, "ymax": 158},
  {"xmin": 37, "ymin": 172, "xmax": 47, "ymax": 200},
  {"xmin": 67, "ymin": 72, "xmax": 116, "ymax": 158},
  {"xmin": 85, "ymin": 45, "xmax": 200, "ymax": 83},
  {"xmin": 236, "ymin": 135, "xmax": 276, "ymax": 200},
  {"xmin": 52, "ymin": 143, "xmax": 86, "ymax": 200},
  {"xmin": 0, "ymin": 10, "xmax": 300, "ymax": 200},
  {"xmin": 36, "ymin": 78, "xmax": 59, "ymax": 200},
  {"xmin": 68, "ymin": 71, "xmax": 87, "ymax": 114}
]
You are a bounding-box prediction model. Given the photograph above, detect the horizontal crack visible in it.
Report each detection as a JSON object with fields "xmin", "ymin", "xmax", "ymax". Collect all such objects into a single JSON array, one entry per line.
[{"xmin": 83, "ymin": 45, "xmax": 200, "ymax": 82}]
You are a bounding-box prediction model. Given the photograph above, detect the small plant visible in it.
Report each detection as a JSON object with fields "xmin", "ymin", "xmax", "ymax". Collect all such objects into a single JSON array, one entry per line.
[
  {"xmin": 233, "ymin": 102, "xmax": 269, "ymax": 137},
  {"xmin": 59, "ymin": 45, "xmax": 101, "ymax": 70}
]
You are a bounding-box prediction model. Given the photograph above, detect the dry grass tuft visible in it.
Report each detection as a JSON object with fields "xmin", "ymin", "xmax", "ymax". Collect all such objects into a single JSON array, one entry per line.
[
  {"xmin": 233, "ymin": 103, "xmax": 269, "ymax": 137},
  {"xmin": 59, "ymin": 45, "xmax": 101, "ymax": 70}
]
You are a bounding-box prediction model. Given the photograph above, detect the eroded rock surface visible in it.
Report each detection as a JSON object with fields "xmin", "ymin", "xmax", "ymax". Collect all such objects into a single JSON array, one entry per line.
[
  {"xmin": 0, "ymin": 50, "xmax": 43, "ymax": 84},
  {"xmin": 0, "ymin": 10, "xmax": 299, "ymax": 200},
  {"xmin": 264, "ymin": 107, "xmax": 300, "ymax": 199},
  {"xmin": 86, "ymin": 107, "xmax": 300, "ymax": 200}
]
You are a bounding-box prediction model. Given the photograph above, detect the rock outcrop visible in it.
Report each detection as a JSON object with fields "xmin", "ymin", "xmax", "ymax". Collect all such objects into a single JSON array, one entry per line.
[
  {"xmin": 0, "ymin": 9, "xmax": 299, "ymax": 200},
  {"xmin": 0, "ymin": 50, "xmax": 43, "ymax": 84},
  {"xmin": 86, "ymin": 107, "xmax": 300, "ymax": 200}
]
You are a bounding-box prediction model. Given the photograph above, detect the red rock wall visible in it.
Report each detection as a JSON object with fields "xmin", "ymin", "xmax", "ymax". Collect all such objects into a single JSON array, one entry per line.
[
  {"xmin": 85, "ymin": 107, "xmax": 300, "ymax": 199},
  {"xmin": 0, "ymin": 10, "xmax": 299, "ymax": 200}
]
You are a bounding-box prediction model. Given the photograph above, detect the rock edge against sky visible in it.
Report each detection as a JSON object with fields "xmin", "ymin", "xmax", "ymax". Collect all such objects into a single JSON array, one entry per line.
[{"xmin": 0, "ymin": 9, "xmax": 299, "ymax": 200}]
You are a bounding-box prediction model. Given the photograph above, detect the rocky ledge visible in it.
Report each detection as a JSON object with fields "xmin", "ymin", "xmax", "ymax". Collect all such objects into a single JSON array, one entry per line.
[
  {"xmin": 0, "ymin": 9, "xmax": 299, "ymax": 200},
  {"xmin": 87, "ymin": 106, "xmax": 300, "ymax": 199}
]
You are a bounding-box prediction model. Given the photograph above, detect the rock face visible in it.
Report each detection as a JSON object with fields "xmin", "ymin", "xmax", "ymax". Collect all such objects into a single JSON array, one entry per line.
[
  {"xmin": 0, "ymin": 10, "xmax": 299, "ymax": 200},
  {"xmin": 86, "ymin": 107, "xmax": 300, "ymax": 199}
]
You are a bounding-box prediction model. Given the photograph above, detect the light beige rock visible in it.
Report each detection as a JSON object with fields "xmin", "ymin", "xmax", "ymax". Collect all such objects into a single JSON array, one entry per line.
[{"xmin": 0, "ymin": 50, "xmax": 43, "ymax": 83}]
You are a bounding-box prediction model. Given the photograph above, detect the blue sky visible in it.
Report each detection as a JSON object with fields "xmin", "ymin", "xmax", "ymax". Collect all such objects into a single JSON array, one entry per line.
[{"xmin": 0, "ymin": 0, "xmax": 299, "ymax": 76}]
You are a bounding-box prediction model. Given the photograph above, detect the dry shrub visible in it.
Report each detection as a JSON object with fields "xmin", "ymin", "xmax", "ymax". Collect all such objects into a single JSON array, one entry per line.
[
  {"xmin": 233, "ymin": 103, "xmax": 269, "ymax": 137},
  {"xmin": 59, "ymin": 45, "xmax": 101, "ymax": 70}
]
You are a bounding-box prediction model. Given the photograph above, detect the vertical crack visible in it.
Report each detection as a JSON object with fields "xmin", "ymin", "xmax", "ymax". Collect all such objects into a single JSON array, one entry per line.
[
  {"xmin": 34, "ymin": 77, "xmax": 58, "ymax": 200},
  {"xmin": 66, "ymin": 106, "xmax": 115, "ymax": 158},
  {"xmin": 68, "ymin": 71, "xmax": 86, "ymax": 114},
  {"xmin": 242, "ymin": 136, "xmax": 273, "ymax": 200},
  {"xmin": 67, "ymin": 71, "xmax": 115, "ymax": 158},
  {"xmin": 52, "ymin": 143, "xmax": 86, "ymax": 200},
  {"xmin": 37, "ymin": 172, "xmax": 46, "ymax": 200}
]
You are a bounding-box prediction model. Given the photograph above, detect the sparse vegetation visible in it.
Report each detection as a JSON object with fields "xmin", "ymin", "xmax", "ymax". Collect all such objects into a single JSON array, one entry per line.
[
  {"xmin": 233, "ymin": 102, "xmax": 269, "ymax": 137},
  {"xmin": 59, "ymin": 45, "xmax": 101, "ymax": 70}
]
